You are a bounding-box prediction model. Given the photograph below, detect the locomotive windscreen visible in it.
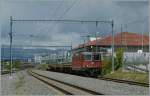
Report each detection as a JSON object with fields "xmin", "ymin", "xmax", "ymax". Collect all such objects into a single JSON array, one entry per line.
[
  {"xmin": 84, "ymin": 54, "xmax": 92, "ymax": 60},
  {"xmin": 93, "ymin": 54, "xmax": 101, "ymax": 60},
  {"xmin": 82, "ymin": 52, "xmax": 102, "ymax": 61}
]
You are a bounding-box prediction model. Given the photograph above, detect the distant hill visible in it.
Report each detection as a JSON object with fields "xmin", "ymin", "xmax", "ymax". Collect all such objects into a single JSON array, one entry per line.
[{"xmin": 1, "ymin": 47, "xmax": 64, "ymax": 61}]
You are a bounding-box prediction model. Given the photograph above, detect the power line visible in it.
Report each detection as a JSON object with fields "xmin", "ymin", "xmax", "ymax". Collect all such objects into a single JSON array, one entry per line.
[
  {"xmin": 114, "ymin": 17, "xmax": 148, "ymax": 32},
  {"xmin": 11, "ymin": 19, "xmax": 112, "ymax": 51},
  {"xmin": 124, "ymin": 17, "xmax": 148, "ymax": 27},
  {"xmin": 46, "ymin": 0, "xmax": 64, "ymax": 32},
  {"xmin": 49, "ymin": 0, "xmax": 79, "ymax": 34},
  {"xmin": 31, "ymin": 0, "xmax": 64, "ymax": 41},
  {"xmin": 12, "ymin": 0, "xmax": 78, "ymax": 41},
  {"xmin": 12, "ymin": 19, "xmax": 112, "ymax": 23},
  {"xmin": 10, "ymin": 17, "xmax": 114, "ymax": 74},
  {"xmin": 51, "ymin": 0, "xmax": 64, "ymax": 19},
  {"xmin": 59, "ymin": 0, "xmax": 78, "ymax": 19},
  {"xmin": 4, "ymin": 45, "xmax": 72, "ymax": 48}
]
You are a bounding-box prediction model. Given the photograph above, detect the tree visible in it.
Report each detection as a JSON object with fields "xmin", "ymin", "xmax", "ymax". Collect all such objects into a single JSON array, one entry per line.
[
  {"xmin": 115, "ymin": 48, "xmax": 124, "ymax": 70},
  {"xmin": 13, "ymin": 60, "xmax": 21, "ymax": 69},
  {"xmin": 4, "ymin": 62, "xmax": 11, "ymax": 71}
]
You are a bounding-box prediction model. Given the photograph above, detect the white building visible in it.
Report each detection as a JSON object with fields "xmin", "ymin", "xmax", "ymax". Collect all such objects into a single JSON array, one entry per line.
[{"xmin": 34, "ymin": 54, "xmax": 43, "ymax": 64}]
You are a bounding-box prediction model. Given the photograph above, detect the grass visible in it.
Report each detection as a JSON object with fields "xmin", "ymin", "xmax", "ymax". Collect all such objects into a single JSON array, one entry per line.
[
  {"xmin": 36, "ymin": 64, "xmax": 49, "ymax": 71},
  {"xmin": 14, "ymin": 75, "xmax": 26, "ymax": 94},
  {"xmin": 103, "ymin": 69, "xmax": 149, "ymax": 84}
]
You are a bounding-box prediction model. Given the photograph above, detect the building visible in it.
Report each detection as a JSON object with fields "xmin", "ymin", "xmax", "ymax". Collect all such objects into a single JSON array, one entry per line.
[
  {"xmin": 34, "ymin": 54, "xmax": 43, "ymax": 64},
  {"xmin": 73, "ymin": 32, "xmax": 149, "ymax": 52}
]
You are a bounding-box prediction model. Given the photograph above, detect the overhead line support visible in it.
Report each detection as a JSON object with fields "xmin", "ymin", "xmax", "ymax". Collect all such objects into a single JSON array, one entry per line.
[{"xmin": 12, "ymin": 19, "xmax": 112, "ymax": 23}]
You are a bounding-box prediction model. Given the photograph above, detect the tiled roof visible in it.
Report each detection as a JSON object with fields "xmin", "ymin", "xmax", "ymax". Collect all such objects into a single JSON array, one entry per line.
[
  {"xmin": 97, "ymin": 32, "xmax": 149, "ymax": 46},
  {"xmin": 74, "ymin": 32, "xmax": 149, "ymax": 49}
]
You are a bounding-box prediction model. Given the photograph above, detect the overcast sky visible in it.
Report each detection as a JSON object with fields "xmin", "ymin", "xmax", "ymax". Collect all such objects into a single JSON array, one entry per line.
[{"xmin": 1, "ymin": 0, "xmax": 149, "ymax": 48}]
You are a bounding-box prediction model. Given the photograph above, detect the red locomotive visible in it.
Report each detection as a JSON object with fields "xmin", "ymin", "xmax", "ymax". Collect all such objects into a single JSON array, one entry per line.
[
  {"xmin": 71, "ymin": 51, "xmax": 111, "ymax": 76},
  {"xmin": 72, "ymin": 52, "xmax": 102, "ymax": 76}
]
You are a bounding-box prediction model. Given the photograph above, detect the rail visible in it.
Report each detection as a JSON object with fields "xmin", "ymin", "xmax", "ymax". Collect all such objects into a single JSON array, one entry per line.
[
  {"xmin": 127, "ymin": 65, "xmax": 149, "ymax": 72},
  {"xmin": 27, "ymin": 70, "xmax": 103, "ymax": 95},
  {"xmin": 98, "ymin": 77, "xmax": 149, "ymax": 87}
]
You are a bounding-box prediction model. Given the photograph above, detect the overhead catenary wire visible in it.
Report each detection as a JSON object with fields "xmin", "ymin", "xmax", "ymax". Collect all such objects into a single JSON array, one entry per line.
[
  {"xmin": 45, "ymin": 0, "xmax": 64, "ymax": 37},
  {"xmin": 3, "ymin": 44, "xmax": 72, "ymax": 48},
  {"xmin": 12, "ymin": 19, "xmax": 112, "ymax": 23},
  {"xmin": 114, "ymin": 17, "xmax": 148, "ymax": 32},
  {"xmin": 12, "ymin": 0, "xmax": 76, "ymax": 46},
  {"xmin": 9, "ymin": 0, "xmax": 115, "ymax": 73},
  {"xmin": 37, "ymin": 0, "xmax": 79, "ymax": 35},
  {"xmin": 51, "ymin": 0, "xmax": 65, "ymax": 19},
  {"xmin": 59, "ymin": 0, "xmax": 78, "ymax": 19},
  {"xmin": 10, "ymin": 19, "xmax": 114, "ymax": 72}
]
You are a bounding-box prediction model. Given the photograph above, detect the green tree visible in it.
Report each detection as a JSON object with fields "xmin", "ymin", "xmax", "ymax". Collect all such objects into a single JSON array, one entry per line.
[
  {"xmin": 4, "ymin": 62, "xmax": 11, "ymax": 71},
  {"xmin": 115, "ymin": 48, "xmax": 124, "ymax": 70},
  {"xmin": 13, "ymin": 60, "xmax": 21, "ymax": 69}
]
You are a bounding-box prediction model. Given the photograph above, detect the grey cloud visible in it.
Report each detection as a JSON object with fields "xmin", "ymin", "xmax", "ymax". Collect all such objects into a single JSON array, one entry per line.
[{"xmin": 1, "ymin": 0, "xmax": 148, "ymax": 48}]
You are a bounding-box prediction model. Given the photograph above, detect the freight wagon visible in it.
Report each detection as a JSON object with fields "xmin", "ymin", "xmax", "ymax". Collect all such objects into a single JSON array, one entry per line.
[{"xmin": 48, "ymin": 51, "xmax": 111, "ymax": 76}]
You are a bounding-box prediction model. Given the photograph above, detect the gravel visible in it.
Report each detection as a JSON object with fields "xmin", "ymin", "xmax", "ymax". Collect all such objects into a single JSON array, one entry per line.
[
  {"xmin": 1, "ymin": 70, "xmax": 64, "ymax": 95},
  {"xmin": 33, "ymin": 70, "xmax": 149, "ymax": 95}
]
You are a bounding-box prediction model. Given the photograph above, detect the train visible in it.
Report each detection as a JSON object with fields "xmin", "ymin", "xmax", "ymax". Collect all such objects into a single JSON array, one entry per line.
[{"xmin": 48, "ymin": 50, "xmax": 111, "ymax": 76}]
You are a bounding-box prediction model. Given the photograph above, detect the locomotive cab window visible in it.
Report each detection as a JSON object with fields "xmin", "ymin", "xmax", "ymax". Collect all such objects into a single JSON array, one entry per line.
[
  {"xmin": 93, "ymin": 54, "xmax": 101, "ymax": 61},
  {"xmin": 84, "ymin": 54, "xmax": 92, "ymax": 60}
]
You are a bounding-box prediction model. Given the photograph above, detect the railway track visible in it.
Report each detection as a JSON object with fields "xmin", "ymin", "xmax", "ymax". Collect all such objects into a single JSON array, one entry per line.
[
  {"xmin": 98, "ymin": 77, "xmax": 149, "ymax": 87},
  {"xmin": 27, "ymin": 70, "xmax": 103, "ymax": 95},
  {"xmin": 126, "ymin": 65, "xmax": 149, "ymax": 73},
  {"xmin": 1, "ymin": 70, "xmax": 17, "ymax": 75}
]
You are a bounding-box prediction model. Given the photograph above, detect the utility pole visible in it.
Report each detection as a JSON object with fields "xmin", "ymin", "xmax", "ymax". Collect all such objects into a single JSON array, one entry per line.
[
  {"xmin": 71, "ymin": 41, "xmax": 73, "ymax": 51},
  {"xmin": 81, "ymin": 36, "xmax": 86, "ymax": 51},
  {"xmin": 121, "ymin": 24, "xmax": 125, "ymax": 72},
  {"xmin": 11, "ymin": 18, "xmax": 113, "ymax": 67},
  {"xmin": 86, "ymin": 35, "xmax": 90, "ymax": 42},
  {"xmin": 62, "ymin": 48, "xmax": 65, "ymax": 63},
  {"xmin": 121, "ymin": 24, "xmax": 123, "ymax": 47},
  {"xmin": 95, "ymin": 32, "xmax": 98, "ymax": 52},
  {"xmin": 30, "ymin": 34, "xmax": 34, "ymax": 46},
  {"xmin": 142, "ymin": 31, "xmax": 143, "ymax": 51},
  {"xmin": 9, "ymin": 16, "xmax": 13, "ymax": 77},
  {"xmin": 111, "ymin": 20, "xmax": 114, "ymax": 73},
  {"xmin": 81, "ymin": 35, "xmax": 92, "ymax": 52},
  {"xmin": 83, "ymin": 38, "xmax": 86, "ymax": 51},
  {"xmin": 125, "ymin": 24, "xmax": 128, "ymax": 51},
  {"xmin": 95, "ymin": 21, "xmax": 98, "ymax": 52}
]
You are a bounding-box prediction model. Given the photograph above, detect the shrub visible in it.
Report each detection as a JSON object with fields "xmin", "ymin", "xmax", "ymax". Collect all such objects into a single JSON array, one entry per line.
[
  {"xmin": 4, "ymin": 62, "xmax": 11, "ymax": 71},
  {"xmin": 100, "ymin": 48, "xmax": 124, "ymax": 76},
  {"xmin": 13, "ymin": 60, "xmax": 21, "ymax": 69},
  {"xmin": 101, "ymin": 56, "xmax": 112, "ymax": 75},
  {"xmin": 38, "ymin": 64, "xmax": 49, "ymax": 71},
  {"xmin": 115, "ymin": 48, "xmax": 124, "ymax": 70}
]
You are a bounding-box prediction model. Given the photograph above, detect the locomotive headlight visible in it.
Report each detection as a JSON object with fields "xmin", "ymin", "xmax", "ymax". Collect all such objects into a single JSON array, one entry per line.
[{"xmin": 92, "ymin": 62, "xmax": 94, "ymax": 64}]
